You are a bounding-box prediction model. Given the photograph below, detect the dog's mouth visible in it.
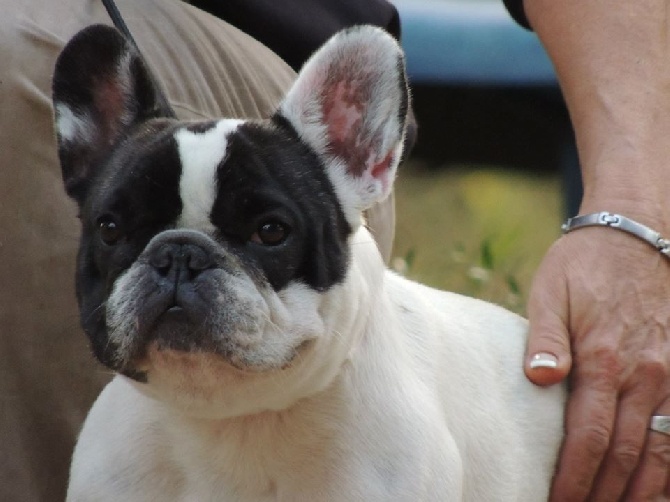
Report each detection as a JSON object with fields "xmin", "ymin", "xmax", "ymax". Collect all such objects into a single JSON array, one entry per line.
[
  {"xmin": 120, "ymin": 300, "xmax": 315, "ymax": 381},
  {"xmin": 126, "ymin": 300, "xmax": 219, "ymax": 362},
  {"xmin": 104, "ymin": 253, "xmax": 318, "ymax": 383},
  {"xmin": 149, "ymin": 304, "xmax": 209, "ymax": 351}
]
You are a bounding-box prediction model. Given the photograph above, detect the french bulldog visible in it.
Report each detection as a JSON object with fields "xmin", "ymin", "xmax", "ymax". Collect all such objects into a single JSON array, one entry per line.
[{"xmin": 53, "ymin": 24, "xmax": 565, "ymax": 501}]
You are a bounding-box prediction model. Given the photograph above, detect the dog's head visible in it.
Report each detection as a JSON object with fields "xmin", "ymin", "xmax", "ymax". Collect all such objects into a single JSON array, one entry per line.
[{"xmin": 53, "ymin": 24, "xmax": 408, "ymax": 417}]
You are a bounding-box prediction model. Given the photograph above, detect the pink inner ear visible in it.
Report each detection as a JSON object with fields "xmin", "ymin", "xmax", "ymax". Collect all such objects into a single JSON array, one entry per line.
[
  {"xmin": 322, "ymin": 79, "xmax": 371, "ymax": 176},
  {"xmin": 323, "ymin": 80, "xmax": 364, "ymax": 143},
  {"xmin": 94, "ymin": 77, "xmax": 127, "ymax": 144},
  {"xmin": 371, "ymin": 151, "xmax": 393, "ymax": 180}
]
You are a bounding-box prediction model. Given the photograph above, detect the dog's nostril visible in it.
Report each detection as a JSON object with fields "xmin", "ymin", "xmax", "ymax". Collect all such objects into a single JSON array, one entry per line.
[
  {"xmin": 184, "ymin": 244, "xmax": 213, "ymax": 272},
  {"xmin": 150, "ymin": 246, "xmax": 173, "ymax": 276},
  {"xmin": 149, "ymin": 243, "xmax": 214, "ymax": 279}
]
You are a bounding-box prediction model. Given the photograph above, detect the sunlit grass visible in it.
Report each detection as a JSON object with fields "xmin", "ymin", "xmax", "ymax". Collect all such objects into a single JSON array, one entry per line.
[{"xmin": 392, "ymin": 160, "xmax": 562, "ymax": 314}]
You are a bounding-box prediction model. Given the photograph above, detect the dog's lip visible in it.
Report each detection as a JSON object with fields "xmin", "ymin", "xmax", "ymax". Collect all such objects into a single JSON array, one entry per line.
[
  {"xmin": 153, "ymin": 303, "xmax": 194, "ymax": 325},
  {"xmin": 162, "ymin": 304, "xmax": 187, "ymax": 319},
  {"xmin": 127, "ymin": 300, "xmax": 316, "ymax": 374}
]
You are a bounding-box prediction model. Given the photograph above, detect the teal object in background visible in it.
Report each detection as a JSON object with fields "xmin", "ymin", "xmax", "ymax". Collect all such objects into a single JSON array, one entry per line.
[{"xmin": 394, "ymin": 1, "xmax": 557, "ymax": 86}]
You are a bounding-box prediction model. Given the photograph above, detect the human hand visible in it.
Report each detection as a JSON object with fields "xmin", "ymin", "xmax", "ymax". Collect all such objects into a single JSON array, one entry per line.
[{"xmin": 525, "ymin": 225, "xmax": 670, "ymax": 501}]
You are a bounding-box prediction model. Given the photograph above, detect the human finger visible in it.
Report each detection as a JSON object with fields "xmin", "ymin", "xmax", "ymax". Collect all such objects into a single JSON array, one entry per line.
[
  {"xmin": 549, "ymin": 377, "xmax": 618, "ymax": 502},
  {"xmin": 626, "ymin": 403, "xmax": 670, "ymax": 499},
  {"xmin": 524, "ymin": 256, "xmax": 572, "ymax": 387},
  {"xmin": 588, "ymin": 383, "xmax": 659, "ymax": 501}
]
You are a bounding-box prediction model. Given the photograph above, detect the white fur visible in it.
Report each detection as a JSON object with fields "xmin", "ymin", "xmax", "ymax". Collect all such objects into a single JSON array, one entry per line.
[
  {"xmin": 68, "ymin": 228, "xmax": 565, "ymax": 501},
  {"xmin": 175, "ymin": 120, "xmax": 243, "ymax": 232},
  {"xmin": 55, "ymin": 103, "xmax": 93, "ymax": 145}
]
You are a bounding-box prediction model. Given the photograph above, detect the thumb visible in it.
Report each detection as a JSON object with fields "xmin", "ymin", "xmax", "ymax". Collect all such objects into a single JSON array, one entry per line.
[{"xmin": 524, "ymin": 263, "xmax": 572, "ymax": 386}]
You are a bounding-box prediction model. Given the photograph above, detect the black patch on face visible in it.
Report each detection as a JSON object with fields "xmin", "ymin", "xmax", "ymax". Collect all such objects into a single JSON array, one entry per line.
[
  {"xmin": 75, "ymin": 119, "xmax": 185, "ymax": 367},
  {"xmin": 211, "ymin": 119, "xmax": 351, "ymax": 291}
]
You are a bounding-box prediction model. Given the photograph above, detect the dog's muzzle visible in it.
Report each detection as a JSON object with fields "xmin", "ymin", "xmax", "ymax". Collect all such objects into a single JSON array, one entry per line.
[{"xmin": 146, "ymin": 230, "xmax": 217, "ymax": 310}]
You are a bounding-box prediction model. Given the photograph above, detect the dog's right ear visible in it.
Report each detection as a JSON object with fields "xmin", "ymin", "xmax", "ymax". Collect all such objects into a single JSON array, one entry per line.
[{"xmin": 52, "ymin": 24, "xmax": 174, "ymax": 204}]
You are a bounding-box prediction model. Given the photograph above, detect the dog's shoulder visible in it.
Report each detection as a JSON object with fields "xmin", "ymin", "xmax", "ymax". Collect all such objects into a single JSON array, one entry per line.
[
  {"xmin": 383, "ymin": 270, "xmax": 528, "ymax": 349},
  {"xmin": 378, "ymin": 272, "xmax": 565, "ymax": 500},
  {"xmin": 67, "ymin": 377, "xmax": 181, "ymax": 501}
]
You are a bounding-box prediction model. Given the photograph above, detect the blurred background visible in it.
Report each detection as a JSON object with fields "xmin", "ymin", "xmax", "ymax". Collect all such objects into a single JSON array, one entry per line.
[{"xmin": 390, "ymin": 0, "xmax": 578, "ymax": 313}]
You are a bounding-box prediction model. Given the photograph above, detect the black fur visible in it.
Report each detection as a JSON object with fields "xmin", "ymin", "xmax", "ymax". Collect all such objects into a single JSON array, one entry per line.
[
  {"xmin": 53, "ymin": 25, "xmax": 175, "ymax": 202},
  {"xmin": 74, "ymin": 120, "xmax": 184, "ymax": 367},
  {"xmin": 212, "ymin": 120, "xmax": 350, "ymax": 291}
]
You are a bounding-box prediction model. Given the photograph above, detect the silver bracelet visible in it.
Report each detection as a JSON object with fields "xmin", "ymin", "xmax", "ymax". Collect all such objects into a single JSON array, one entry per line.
[{"xmin": 562, "ymin": 212, "xmax": 670, "ymax": 257}]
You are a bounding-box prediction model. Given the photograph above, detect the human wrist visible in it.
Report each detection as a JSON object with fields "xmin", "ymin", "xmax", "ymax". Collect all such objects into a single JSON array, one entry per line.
[
  {"xmin": 561, "ymin": 192, "xmax": 670, "ymax": 263},
  {"xmin": 577, "ymin": 153, "xmax": 670, "ymax": 230},
  {"xmin": 562, "ymin": 212, "xmax": 670, "ymax": 258},
  {"xmin": 578, "ymin": 186, "xmax": 670, "ymax": 234}
]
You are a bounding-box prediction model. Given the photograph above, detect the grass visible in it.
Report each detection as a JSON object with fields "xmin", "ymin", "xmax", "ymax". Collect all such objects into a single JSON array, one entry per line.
[{"xmin": 391, "ymin": 160, "xmax": 563, "ymax": 314}]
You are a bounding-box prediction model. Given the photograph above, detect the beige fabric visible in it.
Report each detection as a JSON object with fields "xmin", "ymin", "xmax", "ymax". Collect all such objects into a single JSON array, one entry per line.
[
  {"xmin": 366, "ymin": 193, "xmax": 395, "ymax": 263},
  {"xmin": 0, "ymin": 1, "xmax": 393, "ymax": 500}
]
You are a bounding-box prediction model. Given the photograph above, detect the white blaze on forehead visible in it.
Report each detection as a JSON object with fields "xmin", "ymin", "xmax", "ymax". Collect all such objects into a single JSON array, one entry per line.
[{"xmin": 174, "ymin": 119, "xmax": 243, "ymax": 232}]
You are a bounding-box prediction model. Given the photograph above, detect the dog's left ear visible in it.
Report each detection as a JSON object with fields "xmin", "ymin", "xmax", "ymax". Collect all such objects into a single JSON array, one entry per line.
[
  {"xmin": 52, "ymin": 24, "xmax": 175, "ymax": 204},
  {"xmin": 278, "ymin": 26, "xmax": 409, "ymax": 226}
]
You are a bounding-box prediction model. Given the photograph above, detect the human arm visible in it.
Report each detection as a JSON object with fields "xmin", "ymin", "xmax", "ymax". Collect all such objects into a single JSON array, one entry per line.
[{"xmin": 519, "ymin": 1, "xmax": 670, "ymax": 500}]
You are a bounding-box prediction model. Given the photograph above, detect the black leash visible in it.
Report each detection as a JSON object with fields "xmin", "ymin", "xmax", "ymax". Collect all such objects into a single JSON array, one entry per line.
[
  {"xmin": 100, "ymin": 0, "xmax": 177, "ymax": 119},
  {"xmin": 100, "ymin": 0, "xmax": 136, "ymax": 48}
]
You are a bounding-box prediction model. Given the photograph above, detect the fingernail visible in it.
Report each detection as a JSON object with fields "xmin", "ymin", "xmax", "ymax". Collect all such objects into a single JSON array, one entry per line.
[{"xmin": 529, "ymin": 352, "xmax": 558, "ymax": 369}]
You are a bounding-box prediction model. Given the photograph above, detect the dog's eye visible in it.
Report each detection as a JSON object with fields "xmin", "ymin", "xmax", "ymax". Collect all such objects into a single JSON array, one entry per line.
[
  {"xmin": 98, "ymin": 216, "xmax": 123, "ymax": 246},
  {"xmin": 250, "ymin": 221, "xmax": 289, "ymax": 246}
]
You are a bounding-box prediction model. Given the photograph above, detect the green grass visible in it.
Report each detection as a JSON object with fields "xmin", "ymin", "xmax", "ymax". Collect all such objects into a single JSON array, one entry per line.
[{"xmin": 391, "ymin": 160, "xmax": 562, "ymax": 314}]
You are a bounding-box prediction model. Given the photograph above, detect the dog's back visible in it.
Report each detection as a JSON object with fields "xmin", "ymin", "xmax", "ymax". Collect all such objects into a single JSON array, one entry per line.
[{"xmin": 383, "ymin": 270, "xmax": 566, "ymax": 500}]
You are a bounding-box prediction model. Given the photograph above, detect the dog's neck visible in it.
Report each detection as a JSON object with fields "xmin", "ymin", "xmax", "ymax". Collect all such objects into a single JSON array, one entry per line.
[{"xmin": 155, "ymin": 309, "xmax": 400, "ymax": 498}]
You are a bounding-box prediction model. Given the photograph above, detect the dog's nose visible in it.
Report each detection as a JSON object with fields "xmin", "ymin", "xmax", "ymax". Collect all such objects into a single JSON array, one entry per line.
[{"xmin": 149, "ymin": 242, "xmax": 214, "ymax": 281}]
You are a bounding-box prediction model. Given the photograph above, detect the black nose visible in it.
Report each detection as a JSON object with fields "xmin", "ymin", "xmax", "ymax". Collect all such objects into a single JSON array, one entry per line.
[{"xmin": 149, "ymin": 241, "xmax": 214, "ymax": 282}]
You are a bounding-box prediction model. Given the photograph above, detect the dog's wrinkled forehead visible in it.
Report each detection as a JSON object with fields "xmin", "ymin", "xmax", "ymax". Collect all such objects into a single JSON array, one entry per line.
[
  {"xmin": 88, "ymin": 117, "xmax": 342, "ymax": 230},
  {"xmin": 172, "ymin": 120, "xmax": 239, "ymax": 233}
]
